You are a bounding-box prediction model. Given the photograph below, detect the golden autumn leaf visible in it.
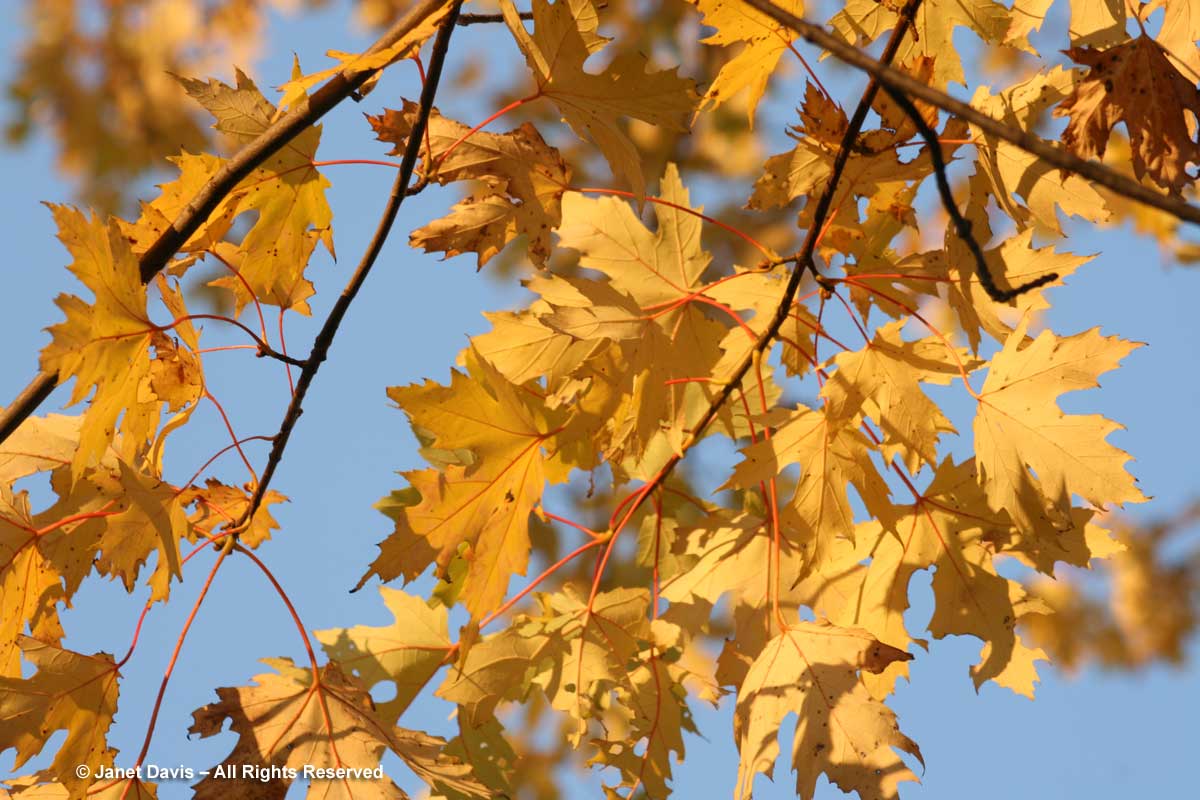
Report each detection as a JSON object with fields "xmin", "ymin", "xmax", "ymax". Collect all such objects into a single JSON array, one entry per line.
[
  {"xmin": 178, "ymin": 68, "xmax": 334, "ymax": 313},
  {"xmin": 829, "ymin": 0, "xmax": 1012, "ymax": 87},
  {"xmin": 189, "ymin": 658, "xmax": 486, "ymax": 800},
  {"xmin": 501, "ymin": 0, "xmax": 698, "ymax": 198},
  {"xmin": 1057, "ymin": 36, "xmax": 1200, "ymax": 195},
  {"xmin": 0, "ymin": 773, "xmax": 157, "ymax": 800},
  {"xmin": 178, "ymin": 479, "xmax": 287, "ymax": 549},
  {"xmin": 727, "ymin": 405, "xmax": 891, "ymax": 574},
  {"xmin": 0, "ymin": 638, "xmax": 120, "ymax": 797},
  {"xmin": 3, "ymin": 0, "xmax": 1195, "ymax": 796},
  {"xmin": 690, "ymin": 0, "xmax": 807, "ymax": 124},
  {"xmin": 748, "ymin": 82, "xmax": 945, "ymax": 214},
  {"xmin": 970, "ymin": 68, "xmax": 1111, "ymax": 235},
  {"xmin": 0, "ymin": 487, "xmax": 100, "ymax": 677},
  {"xmin": 358, "ymin": 349, "xmax": 565, "ymax": 616},
  {"xmin": 974, "ymin": 317, "xmax": 1146, "ymax": 534},
  {"xmin": 733, "ymin": 620, "xmax": 921, "ymax": 800},
  {"xmin": 821, "ymin": 320, "xmax": 979, "ymax": 472},
  {"xmin": 38, "ymin": 205, "xmax": 155, "ymax": 481},
  {"xmin": 275, "ymin": 2, "xmax": 453, "ymax": 113},
  {"xmin": 315, "ymin": 586, "xmax": 453, "ymax": 725},
  {"xmin": 369, "ymin": 101, "xmax": 570, "ymax": 267}
]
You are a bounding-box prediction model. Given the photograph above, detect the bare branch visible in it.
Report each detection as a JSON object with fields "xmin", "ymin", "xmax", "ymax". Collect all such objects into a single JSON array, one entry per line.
[
  {"xmin": 743, "ymin": 0, "xmax": 1200, "ymax": 227},
  {"xmin": 882, "ymin": 84, "xmax": 1059, "ymax": 302},
  {"xmin": 458, "ymin": 10, "xmax": 531, "ymax": 24},
  {"xmin": 0, "ymin": 0, "xmax": 455, "ymax": 446},
  {"xmin": 237, "ymin": 0, "xmax": 465, "ymax": 528}
]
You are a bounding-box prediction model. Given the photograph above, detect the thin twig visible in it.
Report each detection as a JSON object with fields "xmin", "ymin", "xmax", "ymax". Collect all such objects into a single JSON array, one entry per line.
[
  {"xmin": 236, "ymin": 0, "xmax": 465, "ymax": 530},
  {"xmin": 458, "ymin": 10, "xmax": 531, "ymax": 24},
  {"xmin": 742, "ymin": 0, "xmax": 1200, "ymax": 225},
  {"xmin": 0, "ymin": 0, "xmax": 455, "ymax": 446},
  {"xmin": 882, "ymin": 84, "xmax": 1058, "ymax": 302}
]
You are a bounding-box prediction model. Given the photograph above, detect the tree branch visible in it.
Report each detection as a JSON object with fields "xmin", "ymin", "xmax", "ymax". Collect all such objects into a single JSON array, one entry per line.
[
  {"xmin": 458, "ymin": 10, "xmax": 531, "ymax": 24},
  {"xmin": 742, "ymin": 0, "xmax": 1200, "ymax": 227},
  {"xmin": 0, "ymin": 0, "xmax": 455, "ymax": 446},
  {"xmin": 882, "ymin": 84, "xmax": 1059, "ymax": 302},
  {"xmin": 236, "ymin": 0, "xmax": 465, "ymax": 529}
]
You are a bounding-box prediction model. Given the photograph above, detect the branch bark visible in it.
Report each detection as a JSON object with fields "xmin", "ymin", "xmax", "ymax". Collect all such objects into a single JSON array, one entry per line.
[
  {"xmin": 743, "ymin": 0, "xmax": 1200, "ymax": 226},
  {"xmin": 0, "ymin": 0, "xmax": 454, "ymax": 446}
]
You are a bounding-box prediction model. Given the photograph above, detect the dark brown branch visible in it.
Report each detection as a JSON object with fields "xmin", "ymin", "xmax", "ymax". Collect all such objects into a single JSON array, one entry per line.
[
  {"xmin": 0, "ymin": 0, "xmax": 454, "ymax": 446},
  {"xmin": 596, "ymin": 0, "xmax": 925, "ymax": 534},
  {"xmin": 458, "ymin": 10, "xmax": 531, "ymax": 24},
  {"xmin": 742, "ymin": 0, "xmax": 1200, "ymax": 227},
  {"xmin": 882, "ymin": 85, "xmax": 1058, "ymax": 302},
  {"xmin": 237, "ymin": 0, "xmax": 465, "ymax": 529}
]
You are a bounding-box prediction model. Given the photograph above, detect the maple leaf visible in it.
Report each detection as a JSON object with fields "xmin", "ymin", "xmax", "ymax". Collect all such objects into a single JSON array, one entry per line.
[
  {"xmin": 357, "ymin": 349, "xmax": 565, "ymax": 616},
  {"xmin": 0, "ymin": 413, "xmax": 82, "ymax": 487},
  {"xmin": 38, "ymin": 206, "xmax": 156, "ymax": 481},
  {"xmin": 501, "ymin": 0, "xmax": 698, "ymax": 198},
  {"xmin": 974, "ymin": 318, "xmax": 1146, "ymax": 535},
  {"xmin": 1, "ymin": 773, "xmax": 157, "ymax": 799},
  {"xmin": 727, "ymin": 405, "xmax": 891, "ymax": 574},
  {"xmin": 1057, "ymin": 36, "xmax": 1200, "ymax": 195},
  {"xmin": 315, "ymin": 587, "xmax": 453, "ymax": 725},
  {"xmin": 829, "ymin": 0, "xmax": 1013, "ymax": 88},
  {"xmin": 470, "ymin": 307, "xmax": 597, "ymax": 386},
  {"xmin": 0, "ymin": 486, "xmax": 101, "ymax": 677},
  {"xmin": 437, "ymin": 624, "xmax": 551, "ymax": 724},
  {"xmin": 970, "ymin": 68, "xmax": 1111, "ymax": 235},
  {"xmin": 178, "ymin": 69, "xmax": 334, "ymax": 313},
  {"xmin": 118, "ymin": 151, "xmax": 232, "ymax": 263},
  {"xmin": 190, "ymin": 658, "xmax": 485, "ymax": 799},
  {"xmin": 748, "ymin": 82, "xmax": 943, "ymax": 213},
  {"xmin": 550, "ymin": 165, "xmax": 733, "ymax": 462},
  {"xmin": 660, "ymin": 512, "xmax": 801, "ymax": 612},
  {"xmin": 733, "ymin": 620, "xmax": 921, "ymax": 800},
  {"xmin": 690, "ymin": 0, "xmax": 806, "ymax": 124},
  {"xmin": 369, "ymin": 102, "xmax": 570, "ymax": 268},
  {"xmin": 821, "ymin": 320, "xmax": 979, "ymax": 472},
  {"xmin": 87, "ymin": 461, "xmax": 188, "ymax": 602},
  {"xmin": 179, "ymin": 479, "xmax": 287, "ymax": 549},
  {"xmin": 274, "ymin": 3, "xmax": 453, "ymax": 113},
  {"xmin": 0, "ymin": 638, "xmax": 120, "ymax": 797}
]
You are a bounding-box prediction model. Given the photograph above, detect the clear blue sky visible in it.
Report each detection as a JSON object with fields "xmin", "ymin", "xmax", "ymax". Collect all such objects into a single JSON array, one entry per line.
[{"xmin": 1, "ymin": 1, "xmax": 1197, "ymax": 797}]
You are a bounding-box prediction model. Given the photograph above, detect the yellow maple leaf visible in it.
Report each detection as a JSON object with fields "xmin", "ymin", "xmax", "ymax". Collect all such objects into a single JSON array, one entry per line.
[
  {"xmin": 274, "ymin": 2, "xmax": 453, "ymax": 113},
  {"xmin": 733, "ymin": 620, "xmax": 921, "ymax": 800},
  {"xmin": 39, "ymin": 206, "xmax": 157, "ymax": 481},
  {"xmin": 501, "ymin": 0, "xmax": 698, "ymax": 198},
  {"xmin": 369, "ymin": 102, "xmax": 570, "ymax": 267},
  {"xmin": 87, "ymin": 461, "xmax": 188, "ymax": 602},
  {"xmin": 0, "ymin": 486, "xmax": 101, "ymax": 677},
  {"xmin": 690, "ymin": 0, "xmax": 806, "ymax": 124},
  {"xmin": 0, "ymin": 638, "xmax": 120, "ymax": 796},
  {"xmin": 358, "ymin": 349, "xmax": 565, "ymax": 616},
  {"xmin": 971, "ymin": 68, "xmax": 1112, "ymax": 235},
  {"xmin": 315, "ymin": 587, "xmax": 452, "ymax": 725},
  {"xmin": 974, "ymin": 317, "xmax": 1146, "ymax": 535},
  {"xmin": 821, "ymin": 320, "xmax": 979, "ymax": 472},
  {"xmin": 727, "ymin": 405, "xmax": 891, "ymax": 574},
  {"xmin": 178, "ymin": 69, "xmax": 334, "ymax": 313},
  {"xmin": 829, "ymin": 0, "xmax": 1013, "ymax": 88},
  {"xmin": 178, "ymin": 479, "xmax": 286, "ymax": 549},
  {"xmin": 189, "ymin": 658, "xmax": 486, "ymax": 799}
]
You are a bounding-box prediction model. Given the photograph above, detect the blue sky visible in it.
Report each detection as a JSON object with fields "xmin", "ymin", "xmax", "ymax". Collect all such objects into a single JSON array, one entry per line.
[{"xmin": 1, "ymin": 0, "xmax": 1197, "ymax": 797}]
